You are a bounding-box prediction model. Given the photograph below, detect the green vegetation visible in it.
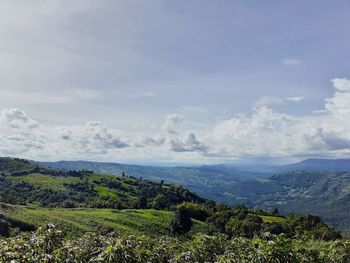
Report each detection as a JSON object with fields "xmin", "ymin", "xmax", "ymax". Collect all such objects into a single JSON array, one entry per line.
[
  {"xmin": 1, "ymin": 204, "xmax": 205, "ymax": 238},
  {"xmin": 1, "ymin": 224, "xmax": 350, "ymax": 263},
  {"xmin": 39, "ymin": 160, "xmax": 269, "ymax": 205},
  {"xmin": 170, "ymin": 207, "xmax": 193, "ymax": 235},
  {"xmin": 205, "ymin": 204, "xmax": 341, "ymax": 241},
  {"xmin": 39, "ymin": 159, "xmax": 350, "ymax": 234},
  {"xmin": 0, "ymin": 157, "xmax": 205, "ymax": 210},
  {"xmin": 0, "ymin": 157, "xmax": 349, "ymax": 262},
  {"xmin": 226, "ymin": 170, "xmax": 350, "ymax": 233}
]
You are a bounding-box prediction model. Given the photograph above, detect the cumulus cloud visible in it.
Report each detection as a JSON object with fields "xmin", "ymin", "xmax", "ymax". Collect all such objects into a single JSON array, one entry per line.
[
  {"xmin": 1, "ymin": 77, "xmax": 350, "ymax": 162},
  {"xmin": 325, "ymin": 78, "xmax": 350, "ymax": 117},
  {"xmin": 162, "ymin": 114, "xmax": 183, "ymax": 134},
  {"xmin": 0, "ymin": 108, "xmax": 130, "ymax": 159},
  {"xmin": 286, "ymin": 96, "xmax": 304, "ymax": 102},
  {"xmin": 206, "ymin": 78, "xmax": 350, "ymax": 159},
  {"xmin": 159, "ymin": 114, "xmax": 207, "ymax": 153},
  {"xmin": 331, "ymin": 78, "xmax": 350, "ymax": 92},
  {"xmin": 0, "ymin": 108, "xmax": 39, "ymax": 129}
]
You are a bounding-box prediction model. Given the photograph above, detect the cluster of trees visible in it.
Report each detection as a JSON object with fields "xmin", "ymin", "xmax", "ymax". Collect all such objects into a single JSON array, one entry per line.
[
  {"xmin": 0, "ymin": 157, "xmax": 36, "ymax": 175},
  {"xmin": 0, "ymin": 169, "xmax": 205, "ymax": 210},
  {"xmin": 169, "ymin": 203, "xmax": 341, "ymax": 241},
  {"xmin": 0, "ymin": 213, "xmax": 35, "ymax": 237},
  {"xmin": 1, "ymin": 224, "xmax": 349, "ymax": 263}
]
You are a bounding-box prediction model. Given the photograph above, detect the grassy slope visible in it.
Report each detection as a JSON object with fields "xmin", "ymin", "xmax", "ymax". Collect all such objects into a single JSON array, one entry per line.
[
  {"xmin": 2, "ymin": 205, "xmax": 205, "ymax": 238},
  {"xmin": 39, "ymin": 160, "xmax": 269, "ymax": 204},
  {"xmin": 12, "ymin": 173, "xmax": 82, "ymax": 191},
  {"xmin": 10, "ymin": 173, "xmax": 143, "ymax": 201},
  {"xmin": 259, "ymin": 215, "xmax": 287, "ymax": 224},
  {"xmin": 227, "ymin": 171, "xmax": 350, "ymax": 233}
]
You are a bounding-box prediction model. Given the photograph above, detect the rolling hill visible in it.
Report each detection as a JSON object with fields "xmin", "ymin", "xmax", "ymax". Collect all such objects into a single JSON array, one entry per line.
[
  {"xmin": 37, "ymin": 158, "xmax": 350, "ymax": 233},
  {"xmin": 0, "ymin": 157, "xmax": 208, "ymax": 238},
  {"xmin": 38, "ymin": 160, "xmax": 269, "ymax": 204},
  {"xmin": 1, "ymin": 156, "xmax": 346, "ymax": 263},
  {"xmin": 224, "ymin": 170, "xmax": 350, "ymax": 232},
  {"xmin": 0, "ymin": 157, "xmax": 204, "ymax": 210},
  {"xmin": 277, "ymin": 158, "xmax": 350, "ymax": 172},
  {"xmin": 0, "ymin": 203, "xmax": 205, "ymax": 238}
]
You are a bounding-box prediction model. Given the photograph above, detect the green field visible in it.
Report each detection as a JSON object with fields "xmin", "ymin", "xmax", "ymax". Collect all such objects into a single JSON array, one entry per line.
[
  {"xmin": 1, "ymin": 205, "xmax": 205, "ymax": 238},
  {"xmin": 11, "ymin": 173, "xmax": 82, "ymax": 191},
  {"xmin": 259, "ymin": 215, "xmax": 287, "ymax": 224}
]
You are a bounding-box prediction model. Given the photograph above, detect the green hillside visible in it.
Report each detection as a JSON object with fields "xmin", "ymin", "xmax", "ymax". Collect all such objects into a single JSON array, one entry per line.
[
  {"xmin": 38, "ymin": 159, "xmax": 350, "ymax": 234},
  {"xmin": 39, "ymin": 160, "xmax": 269, "ymax": 204},
  {"xmin": 0, "ymin": 157, "xmax": 205, "ymax": 210},
  {"xmin": 225, "ymin": 170, "xmax": 350, "ymax": 233},
  {"xmin": 0, "ymin": 157, "xmax": 347, "ymax": 262},
  {"xmin": 1, "ymin": 204, "xmax": 205, "ymax": 238}
]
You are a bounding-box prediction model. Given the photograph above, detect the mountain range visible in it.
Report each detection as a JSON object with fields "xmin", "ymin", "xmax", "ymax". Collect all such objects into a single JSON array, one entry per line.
[{"xmin": 38, "ymin": 158, "xmax": 350, "ymax": 232}]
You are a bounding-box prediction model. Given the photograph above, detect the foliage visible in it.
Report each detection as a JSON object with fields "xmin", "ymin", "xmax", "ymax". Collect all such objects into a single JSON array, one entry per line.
[
  {"xmin": 1, "ymin": 224, "xmax": 350, "ymax": 263},
  {"xmin": 1, "ymin": 205, "xmax": 207, "ymax": 238},
  {"xmin": 176, "ymin": 202, "xmax": 211, "ymax": 221},
  {"xmin": 206, "ymin": 205, "xmax": 341, "ymax": 240},
  {"xmin": 170, "ymin": 207, "xmax": 193, "ymax": 235},
  {"xmin": 226, "ymin": 170, "xmax": 350, "ymax": 233},
  {"xmin": 37, "ymin": 159, "xmax": 350, "ymax": 234},
  {"xmin": 0, "ymin": 212, "xmax": 35, "ymax": 237},
  {"xmin": 0, "ymin": 160, "xmax": 205, "ymax": 210}
]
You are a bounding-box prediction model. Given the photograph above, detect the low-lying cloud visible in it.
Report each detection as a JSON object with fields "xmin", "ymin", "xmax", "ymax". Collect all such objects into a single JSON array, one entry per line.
[{"xmin": 1, "ymin": 78, "xmax": 350, "ymax": 163}]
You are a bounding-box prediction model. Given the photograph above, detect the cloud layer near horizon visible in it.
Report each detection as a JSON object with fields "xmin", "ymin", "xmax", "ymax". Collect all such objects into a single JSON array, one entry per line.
[{"xmin": 1, "ymin": 78, "xmax": 350, "ymax": 163}]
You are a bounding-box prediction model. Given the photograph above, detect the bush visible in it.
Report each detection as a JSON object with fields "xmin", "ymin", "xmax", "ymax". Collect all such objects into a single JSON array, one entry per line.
[
  {"xmin": 1, "ymin": 224, "xmax": 350, "ymax": 263},
  {"xmin": 170, "ymin": 207, "xmax": 193, "ymax": 235}
]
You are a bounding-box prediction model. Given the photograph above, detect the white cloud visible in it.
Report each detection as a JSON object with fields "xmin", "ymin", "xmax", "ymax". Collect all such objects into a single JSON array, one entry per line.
[
  {"xmin": 161, "ymin": 114, "xmax": 183, "ymax": 135},
  {"xmin": 1, "ymin": 77, "xmax": 350, "ymax": 162},
  {"xmin": 206, "ymin": 79, "xmax": 350, "ymax": 159},
  {"xmin": 331, "ymin": 78, "xmax": 350, "ymax": 92},
  {"xmin": 325, "ymin": 78, "xmax": 350, "ymax": 117},
  {"xmin": 286, "ymin": 96, "xmax": 304, "ymax": 102},
  {"xmin": 0, "ymin": 108, "xmax": 39, "ymax": 129}
]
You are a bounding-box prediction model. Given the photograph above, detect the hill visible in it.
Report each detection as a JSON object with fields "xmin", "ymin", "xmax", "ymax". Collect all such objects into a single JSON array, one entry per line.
[
  {"xmin": 0, "ymin": 204, "xmax": 205, "ymax": 238},
  {"xmin": 38, "ymin": 159, "xmax": 350, "ymax": 204},
  {"xmin": 0, "ymin": 157, "xmax": 346, "ymax": 262},
  {"xmin": 225, "ymin": 170, "xmax": 350, "ymax": 233},
  {"xmin": 0, "ymin": 157, "xmax": 204, "ymax": 210},
  {"xmin": 1, "ymin": 157, "xmax": 340, "ymax": 237},
  {"xmin": 37, "ymin": 160, "xmax": 270, "ymax": 204},
  {"xmin": 36, "ymin": 159, "xmax": 350, "ymax": 233},
  {"xmin": 277, "ymin": 158, "xmax": 350, "ymax": 172}
]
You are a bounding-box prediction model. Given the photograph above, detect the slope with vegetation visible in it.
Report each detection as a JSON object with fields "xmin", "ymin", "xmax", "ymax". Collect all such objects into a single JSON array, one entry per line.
[
  {"xmin": 1, "ymin": 224, "xmax": 350, "ymax": 263},
  {"xmin": 0, "ymin": 157, "xmax": 348, "ymax": 262},
  {"xmin": 39, "ymin": 159, "xmax": 350, "ymax": 233},
  {"xmin": 1, "ymin": 203, "xmax": 205, "ymax": 238},
  {"xmin": 225, "ymin": 170, "xmax": 350, "ymax": 233},
  {"xmin": 0, "ymin": 157, "xmax": 204, "ymax": 210},
  {"xmin": 38, "ymin": 160, "xmax": 269, "ymax": 204}
]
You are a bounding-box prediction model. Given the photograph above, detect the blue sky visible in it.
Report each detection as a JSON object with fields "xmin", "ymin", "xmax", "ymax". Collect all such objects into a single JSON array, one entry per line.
[{"xmin": 1, "ymin": 0, "xmax": 350, "ymax": 164}]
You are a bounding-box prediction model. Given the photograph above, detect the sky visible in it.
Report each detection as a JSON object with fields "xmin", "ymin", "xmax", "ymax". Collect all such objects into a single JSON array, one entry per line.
[{"xmin": 1, "ymin": 0, "xmax": 350, "ymax": 165}]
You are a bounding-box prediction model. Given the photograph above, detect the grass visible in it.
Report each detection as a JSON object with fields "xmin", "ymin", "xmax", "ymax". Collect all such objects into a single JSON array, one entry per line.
[
  {"xmin": 11, "ymin": 173, "xmax": 139, "ymax": 201},
  {"xmin": 11, "ymin": 173, "xmax": 82, "ymax": 191},
  {"xmin": 2, "ymin": 205, "xmax": 205, "ymax": 238},
  {"xmin": 259, "ymin": 215, "xmax": 287, "ymax": 224}
]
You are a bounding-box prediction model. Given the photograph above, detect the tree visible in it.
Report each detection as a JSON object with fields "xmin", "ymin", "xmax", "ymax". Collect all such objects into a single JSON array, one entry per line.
[
  {"xmin": 170, "ymin": 207, "xmax": 192, "ymax": 235},
  {"xmin": 136, "ymin": 196, "xmax": 148, "ymax": 209},
  {"xmin": 272, "ymin": 208, "xmax": 279, "ymax": 216},
  {"xmin": 0, "ymin": 217, "xmax": 10, "ymax": 237},
  {"xmin": 152, "ymin": 194, "xmax": 167, "ymax": 210}
]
